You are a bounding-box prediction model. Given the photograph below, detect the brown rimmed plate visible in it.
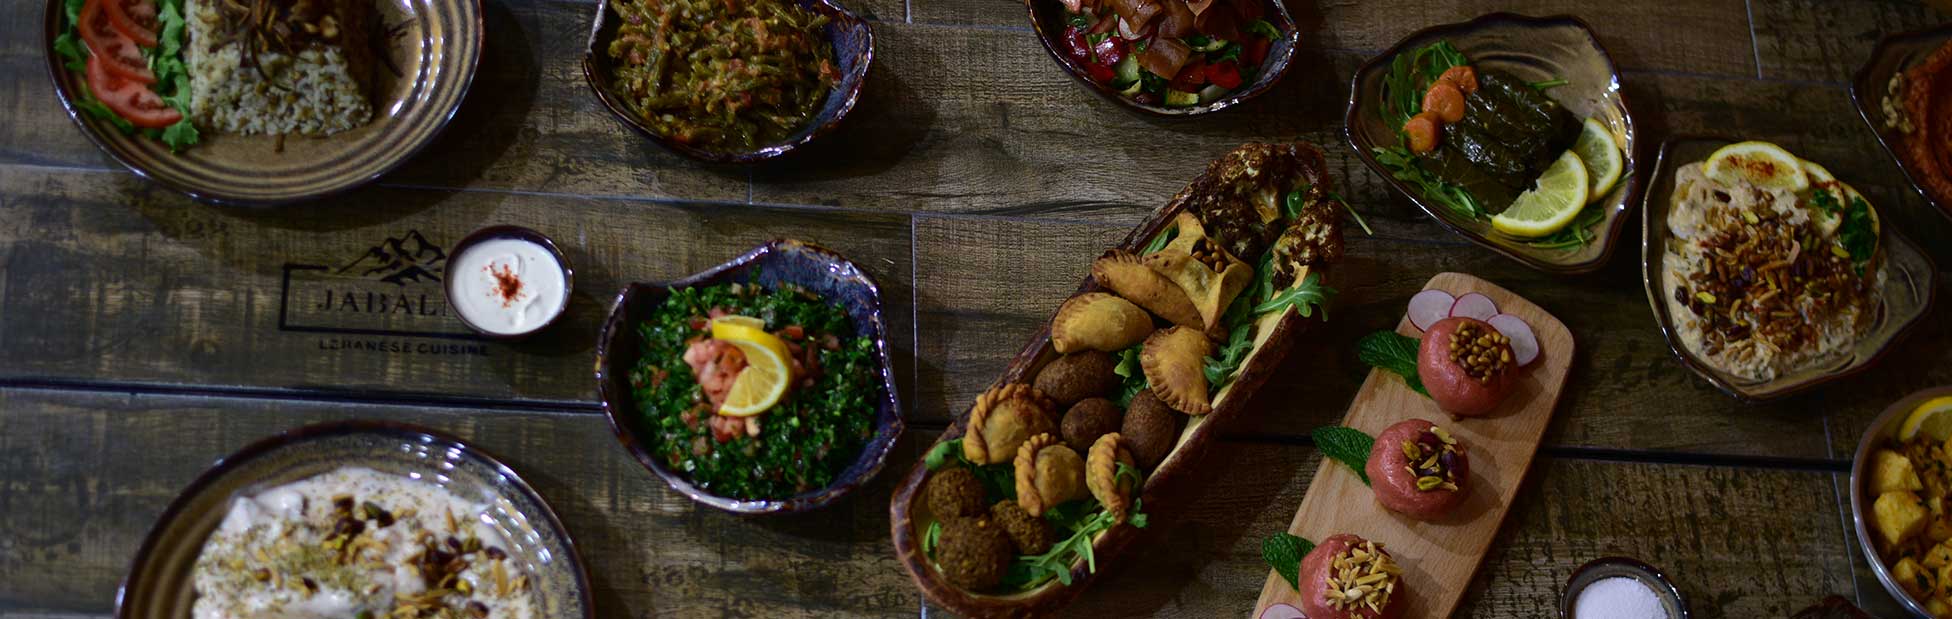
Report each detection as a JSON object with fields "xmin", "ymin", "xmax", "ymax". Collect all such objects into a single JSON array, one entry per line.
[
  {"xmin": 581, "ymin": 0, "xmax": 873, "ymax": 164},
  {"xmin": 1640, "ymin": 137, "xmax": 1938, "ymax": 403},
  {"xmin": 43, "ymin": 0, "xmax": 484, "ymax": 206},
  {"xmin": 1024, "ymin": 0, "xmax": 1300, "ymax": 117},
  {"xmin": 1851, "ymin": 386, "xmax": 1952, "ymax": 619},
  {"xmin": 115, "ymin": 420, "xmax": 593, "ymax": 619},
  {"xmin": 1346, "ymin": 13, "xmax": 1639, "ymax": 274},
  {"xmin": 1850, "ymin": 24, "xmax": 1952, "ymax": 223},
  {"xmin": 594, "ymin": 239, "xmax": 904, "ymax": 514}
]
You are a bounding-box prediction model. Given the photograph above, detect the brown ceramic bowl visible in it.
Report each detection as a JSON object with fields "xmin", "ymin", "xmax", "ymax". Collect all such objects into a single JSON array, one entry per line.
[
  {"xmin": 1851, "ymin": 386, "xmax": 1952, "ymax": 618},
  {"xmin": 1346, "ymin": 13, "xmax": 1639, "ymax": 274},
  {"xmin": 115, "ymin": 420, "xmax": 592, "ymax": 619},
  {"xmin": 1849, "ymin": 24, "xmax": 1952, "ymax": 224},
  {"xmin": 1025, "ymin": 0, "xmax": 1299, "ymax": 117},
  {"xmin": 581, "ymin": 0, "xmax": 873, "ymax": 164},
  {"xmin": 1640, "ymin": 136, "xmax": 1939, "ymax": 402},
  {"xmin": 444, "ymin": 225, "xmax": 575, "ymax": 340},
  {"xmin": 594, "ymin": 239, "xmax": 904, "ymax": 514},
  {"xmin": 43, "ymin": 0, "xmax": 484, "ymax": 206}
]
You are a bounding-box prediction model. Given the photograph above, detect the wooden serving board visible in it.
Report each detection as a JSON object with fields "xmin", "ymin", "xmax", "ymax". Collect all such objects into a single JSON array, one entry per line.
[{"xmin": 1250, "ymin": 272, "xmax": 1574, "ymax": 618}]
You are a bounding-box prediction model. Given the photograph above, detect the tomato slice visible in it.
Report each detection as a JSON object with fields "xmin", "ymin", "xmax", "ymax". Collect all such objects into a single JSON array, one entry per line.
[
  {"xmin": 104, "ymin": 0, "xmax": 159, "ymax": 48},
  {"xmin": 1243, "ymin": 37, "xmax": 1271, "ymax": 67},
  {"xmin": 79, "ymin": 0, "xmax": 156, "ymax": 84},
  {"xmin": 1205, "ymin": 59, "xmax": 1243, "ymax": 90},
  {"xmin": 1061, "ymin": 26, "xmax": 1092, "ymax": 65},
  {"xmin": 86, "ymin": 53, "xmax": 181, "ymax": 128},
  {"xmin": 1170, "ymin": 57, "xmax": 1207, "ymax": 92},
  {"xmin": 1091, "ymin": 33, "xmax": 1128, "ymax": 67}
]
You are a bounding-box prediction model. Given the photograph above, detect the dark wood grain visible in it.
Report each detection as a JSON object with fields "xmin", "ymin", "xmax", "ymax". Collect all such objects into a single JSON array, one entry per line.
[{"xmin": 1751, "ymin": 0, "xmax": 1948, "ymax": 84}]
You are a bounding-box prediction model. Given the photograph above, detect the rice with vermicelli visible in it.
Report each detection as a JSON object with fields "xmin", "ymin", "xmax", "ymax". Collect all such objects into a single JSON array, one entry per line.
[
  {"xmin": 184, "ymin": 0, "xmax": 373, "ymax": 136},
  {"xmin": 1662, "ymin": 163, "xmax": 1882, "ymax": 383}
]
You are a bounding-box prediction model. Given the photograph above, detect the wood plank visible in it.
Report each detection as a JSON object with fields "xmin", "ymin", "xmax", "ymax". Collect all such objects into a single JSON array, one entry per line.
[
  {"xmin": 0, "ymin": 165, "xmax": 915, "ymax": 405},
  {"xmin": 1751, "ymin": 0, "xmax": 1949, "ymax": 84},
  {"xmin": 0, "ymin": 387, "xmax": 925, "ymax": 618},
  {"xmin": 1253, "ymin": 273, "xmax": 1574, "ymax": 618},
  {"xmin": 908, "ymin": 0, "xmax": 1757, "ymax": 77},
  {"xmin": 912, "ymin": 215, "xmax": 1851, "ymax": 458}
]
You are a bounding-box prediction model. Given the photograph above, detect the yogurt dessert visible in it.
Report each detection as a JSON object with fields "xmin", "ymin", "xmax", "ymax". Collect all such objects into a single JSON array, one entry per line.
[
  {"xmin": 191, "ymin": 466, "xmax": 538, "ymax": 619},
  {"xmin": 447, "ymin": 231, "xmax": 569, "ymax": 336}
]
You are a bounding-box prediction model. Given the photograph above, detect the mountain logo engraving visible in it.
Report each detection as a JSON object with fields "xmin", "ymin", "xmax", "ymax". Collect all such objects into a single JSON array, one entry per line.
[{"xmin": 337, "ymin": 230, "xmax": 447, "ymax": 286}]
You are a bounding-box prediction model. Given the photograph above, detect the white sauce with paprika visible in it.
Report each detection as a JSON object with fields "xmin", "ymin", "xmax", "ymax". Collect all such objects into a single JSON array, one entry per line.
[{"xmin": 448, "ymin": 238, "xmax": 566, "ymax": 335}]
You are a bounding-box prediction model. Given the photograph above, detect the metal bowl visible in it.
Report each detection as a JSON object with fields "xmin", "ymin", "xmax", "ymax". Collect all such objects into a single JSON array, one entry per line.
[
  {"xmin": 1851, "ymin": 386, "xmax": 1952, "ymax": 618},
  {"xmin": 1560, "ymin": 556, "xmax": 1689, "ymax": 619},
  {"xmin": 593, "ymin": 239, "xmax": 904, "ymax": 514}
]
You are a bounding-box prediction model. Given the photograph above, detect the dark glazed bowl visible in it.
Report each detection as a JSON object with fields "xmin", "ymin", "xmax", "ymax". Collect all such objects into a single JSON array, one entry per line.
[
  {"xmin": 1640, "ymin": 137, "xmax": 1939, "ymax": 403},
  {"xmin": 43, "ymin": 0, "xmax": 484, "ymax": 206},
  {"xmin": 1850, "ymin": 24, "xmax": 1952, "ymax": 223},
  {"xmin": 1559, "ymin": 557, "xmax": 1688, "ymax": 619},
  {"xmin": 115, "ymin": 420, "xmax": 593, "ymax": 619},
  {"xmin": 1346, "ymin": 13, "xmax": 1639, "ymax": 274},
  {"xmin": 594, "ymin": 239, "xmax": 904, "ymax": 514},
  {"xmin": 444, "ymin": 225, "xmax": 575, "ymax": 340},
  {"xmin": 581, "ymin": 0, "xmax": 873, "ymax": 164},
  {"xmin": 1851, "ymin": 386, "xmax": 1952, "ymax": 619},
  {"xmin": 1026, "ymin": 0, "xmax": 1298, "ymax": 117}
]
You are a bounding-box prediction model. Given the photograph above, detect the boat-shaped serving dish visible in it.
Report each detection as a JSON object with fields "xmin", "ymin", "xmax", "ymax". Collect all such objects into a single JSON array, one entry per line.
[
  {"xmin": 594, "ymin": 239, "xmax": 905, "ymax": 514},
  {"xmin": 1024, "ymin": 0, "xmax": 1300, "ymax": 117},
  {"xmin": 890, "ymin": 143, "xmax": 1344, "ymax": 617},
  {"xmin": 1849, "ymin": 24, "xmax": 1952, "ymax": 223},
  {"xmin": 1346, "ymin": 13, "xmax": 1639, "ymax": 274},
  {"xmin": 1640, "ymin": 137, "xmax": 1938, "ymax": 402}
]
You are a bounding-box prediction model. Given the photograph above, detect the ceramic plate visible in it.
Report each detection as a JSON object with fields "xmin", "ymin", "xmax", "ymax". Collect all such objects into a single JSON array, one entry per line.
[
  {"xmin": 1346, "ymin": 13, "xmax": 1639, "ymax": 274},
  {"xmin": 594, "ymin": 239, "xmax": 904, "ymax": 513},
  {"xmin": 116, "ymin": 420, "xmax": 592, "ymax": 619},
  {"xmin": 581, "ymin": 0, "xmax": 873, "ymax": 164},
  {"xmin": 1850, "ymin": 24, "xmax": 1952, "ymax": 223},
  {"xmin": 1024, "ymin": 0, "xmax": 1299, "ymax": 117},
  {"xmin": 1640, "ymin": 137, "xmax": 1938, "ymax": 402},
  {"xmin": 1851, "ymin": 386, "xmax": 1952, "ymax": 619},
  {"xmin": 43, "ymin": 0, "xmax": 483, "ymax": 206}
]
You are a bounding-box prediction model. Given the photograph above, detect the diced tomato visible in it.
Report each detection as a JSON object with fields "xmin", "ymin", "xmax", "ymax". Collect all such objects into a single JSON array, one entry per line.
[
  {"xmin": 1091, "ymin": 34, "xmax": 1128, "ymax": 67},
  {"xmin": 1170, "ymin": 57, "xmax": 1207, "ymax": 91},
  {"xmin": 79, "ymin": 0, "xmax": 155, "ymax": 84},
  {"xmin": 1233, "ymin": 0, "xmax": 1263, "ymax": 22},
  {"xmin": 1085, "ymin": 62, "xmax": 1116, "ymax": 84},
  {"xmin": 86, "ymin": 53, "xmax": 180, "ymax": 128},
  {"xmin": 1243, "ymin": 37, "xmax": 1271, "ymax": 67},
  {"xmin": 1205, "ymin": 59, "xmax": 1243, "ymax": 90},
  {"xmin": 781, "ymin": 325, "xmax": 805, "ymax": 340},
  {"xmin": 104, "ymin": 0, "xmax": 159, "ymax": 48},
  {"xmin": 1061, "ymin": 26, "xmax": 1092, "ymax": 64}
]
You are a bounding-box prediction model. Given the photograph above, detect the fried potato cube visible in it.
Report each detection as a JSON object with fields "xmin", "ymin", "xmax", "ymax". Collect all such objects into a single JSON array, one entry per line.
[
  {"xmin": 1880, "ymin": 491, "xmax": 1933, "ymax": 547},
  {"xmin": 1897, "ymin": 557, "xmax": 1934, "ymax": 598},
  {"xmin": 1933, "ymin": 517, "xmax": 1952, "ymax": 543},
  {"xmin": 1927, "ymin": 597, "xmax": 1951, "ymax": 617},
  {"xmin": 1939, "ymin": 563, "xmax": 1952, "ymax": 599},
  {"xmin": 1927, "ymin": 543, "xmax": 1952, "ymax": 569},
  {"xmin": 1875, "ymin": 450, "xmax": 1926, "ymax": 494}
]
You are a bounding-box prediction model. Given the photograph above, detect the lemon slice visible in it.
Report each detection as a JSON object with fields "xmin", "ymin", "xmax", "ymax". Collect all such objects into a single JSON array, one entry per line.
[
  {"xmin": 1572, "ymin": 118, "xmax": 1623, "ymax": 204},
  {"xmin": 1492, "ymin": 150, "xmax": 1590, "ymax": 238},
  {"xmin": 717, "ymin": 339, "xmax": 792, "ymax": 417},
  {"xmin": 1704, "ymin": 141, "xmax": 1809, "ymax": 192},
  {"xmin": 1900, "ymin": 396, "xmax": 1952, "ymax": 443},
  {"xmin": 711, "ymin": 316, "xmax": 792, "ymax": 364}
]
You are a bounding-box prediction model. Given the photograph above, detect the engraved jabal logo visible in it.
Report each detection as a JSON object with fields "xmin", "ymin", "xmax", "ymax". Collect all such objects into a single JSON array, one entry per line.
[{"xmin": 279, "ymin": 230, "xmax": 486, "ymax": 347}]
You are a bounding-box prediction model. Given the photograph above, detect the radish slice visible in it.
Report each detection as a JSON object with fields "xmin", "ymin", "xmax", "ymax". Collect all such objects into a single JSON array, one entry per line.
[
  {"xmin": 1259, "ymin": 604, "xmax": 1307, "ymax": 619},
  {"xmin": 1449, "ymin": 293, "xmax": 1499, "ymax": 321},
  {"xmin": 1407, "ymin": 289, "xmax": 1455, "ymax": 332},
  {"xmin": 1488, "ymin": 313, "xmax": 1540, "ymax": 366}
]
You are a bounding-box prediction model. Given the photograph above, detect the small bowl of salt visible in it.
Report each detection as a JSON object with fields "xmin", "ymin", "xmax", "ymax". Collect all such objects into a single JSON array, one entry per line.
[{"xmin": 1561, "ymin": 557, "xmax": 1689, "ymax": 619}]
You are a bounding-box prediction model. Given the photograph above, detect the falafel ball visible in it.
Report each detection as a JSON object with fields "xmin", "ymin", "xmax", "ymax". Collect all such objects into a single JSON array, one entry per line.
[
  {"xmin": 1121, "ymin": 390, "xmax": 1183, "ymax": 471},
  {"xmin": 1060, "ymin": 397, "xmax": 1123, "ymax": 452},
  {"xmin": 989, "ymin": 500, "xmax": 1056, "ymax": 554},
  {"xmin": 924, "ymin": 467, "xmax": 988, "ymax": 519},
  {"xmin": 1033, "ymin": 351, "xmax": 1121, "ymax": 406},
  {"xmin": 936, "ymin": 516, "xmax": 1015, "ymax": 591}
]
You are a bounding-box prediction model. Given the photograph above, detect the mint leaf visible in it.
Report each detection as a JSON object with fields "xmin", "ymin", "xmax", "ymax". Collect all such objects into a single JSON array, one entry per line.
[
  {"xmin": 1357, "ymin": 330, "xmax": 1428, "ymax": 397},
  {"xmin": 1313, "ymin": 426, "xmax": 1375, "ymax": 486},
  {"xmin": 1262, "ymin": 532, "xmax": 1314, "ymax": 590}
]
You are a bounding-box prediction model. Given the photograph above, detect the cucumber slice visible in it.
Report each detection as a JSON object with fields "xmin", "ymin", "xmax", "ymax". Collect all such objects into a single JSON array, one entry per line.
[{"xmin": 1165, "ymin": 90, "xmax": 1200, "ymax": 107}]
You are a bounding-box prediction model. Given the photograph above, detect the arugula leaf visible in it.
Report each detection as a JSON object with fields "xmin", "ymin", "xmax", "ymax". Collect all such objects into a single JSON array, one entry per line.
[
  {"xmin": 1203, "ymin": 320, "xmax": 1254, "ymax": 389},
  {"xmin": 53, "ymin": 32, "xmax": 88, "ymax": 71},
  {"xmin": 1520, "ymin": 203, "xmax": 1605, "ymax": 251},
  {"xmin": 1328, "ymin": 191, "xmax": 1372, "ymax": 236},
  {"xmin": 1282, "ymin": 185, "xmax": 1313, "ymax": 220},
  {"xmin": 1530, "ymin": 78, "xmax": 1570, "ymax": 90},
  {"xmin": 1312, "ymin": 426, "xmax": 1375, "ymax": 485},
  {"xmin": 1840, "ymin": 196, "xmax": 1878, "ymax": 275},
  {"xmin": 1010, "ymin": 497, "xmax": 1148, "ymax": 589},
  {"xmin": 1252, "ymin": 271, "xmax": 1334, "ymax": 317},
  {"xmin": 1113, "ymin": 345, "xmax": 1148, "ymax": 407},
  {"xmin": 1261, "ymin": 532, "xmax": 1314, "ymax": 590},
  {"xmin": 1357, "ymin": 330, "xmax": 1428, "ymax": 396},
  {"xmin": 1140, "ymin": 225, "xmax": 1178, "ymax": 255},
  {"xmin": 924, "ymin": 439, "xmax": 961, "ymax": 471},
  {"xmin": 1373, "ymin": 145, "xmax": 1487, "ymax": 220},
  {"xmin": 923, "ymin": 520, "xmax": 942, "ymax": 558},
  {"xmin": 1067, "ymin": 13, "xmax": 1089, "ymax": 28},
  {"xmin": 923, "ymin": 438, "xmax": 1015, "ymax": 500},
  {"xmin": 1381, "ymin": 41, "xmax": 1468, "ymax": 128}
]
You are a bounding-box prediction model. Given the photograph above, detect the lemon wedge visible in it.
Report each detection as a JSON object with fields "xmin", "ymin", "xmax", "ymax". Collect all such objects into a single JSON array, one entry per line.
[
  {"xmin": 1572, "ymin": 118, "xmax": 1623, "ymax": 204},
  {"xmin": 710, "ymin": 316, "xmax": 795, "ymax": 417},
  {"xmin": 1900, "ymin": 396, "xmax": 1952, "ymax": 443},
  {"xmin": 1705, "ymin": 141, "xmax": 1809, "ymax": 192},
  {"xmin": 1492, "ymin": 150, "xmax": 1590, "ymax": 238}
]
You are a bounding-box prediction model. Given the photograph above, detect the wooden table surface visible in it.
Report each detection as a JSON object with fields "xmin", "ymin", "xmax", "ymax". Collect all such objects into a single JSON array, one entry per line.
[{"xmin": 2, "ymin": 0, "xmax": 1950, "ymax": 617}]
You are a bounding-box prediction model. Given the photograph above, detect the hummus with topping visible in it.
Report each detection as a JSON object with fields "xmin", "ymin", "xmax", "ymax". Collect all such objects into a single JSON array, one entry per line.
[
  {"xmin": 192, "ymin": 467, "xmax": 538, "ymax": 619},
  {"xmin": 1662, "ymin": 163, "xmax": 1883, "ymax": 383}
]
